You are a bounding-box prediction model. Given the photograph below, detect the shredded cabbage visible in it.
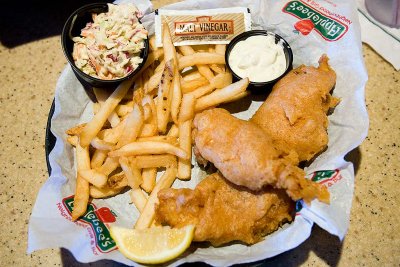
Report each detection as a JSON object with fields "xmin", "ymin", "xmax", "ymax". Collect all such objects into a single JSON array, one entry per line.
[{"xmin": 72, "ymin": 3, "xmax": 148, "ymax": 80}]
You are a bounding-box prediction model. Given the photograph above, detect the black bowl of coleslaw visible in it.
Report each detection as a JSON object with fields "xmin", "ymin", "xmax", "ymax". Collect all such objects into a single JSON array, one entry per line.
[{"xmin": 61, "ymin": 3, "xmax": 149, "ymax": 90}]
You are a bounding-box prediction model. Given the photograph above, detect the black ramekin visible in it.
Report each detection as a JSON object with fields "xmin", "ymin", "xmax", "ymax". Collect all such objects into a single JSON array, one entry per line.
[
  {"xmin": 225, "ymin": 30, "xmax": 293, "ymax": 93},
  {"xmin": 61, "ymin": 3, "xmax": 149, "ymax": 90}
]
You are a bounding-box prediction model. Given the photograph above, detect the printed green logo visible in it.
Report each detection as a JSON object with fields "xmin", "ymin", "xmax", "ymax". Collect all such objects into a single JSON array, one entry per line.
[
  {"xmin": 283, "ymin": 1, "xmax": 348, "ymax": 41},
  {"xmin": 311, "ymin": 170, "xmax": 336, "ymax": 182},
  {"xmin": 310, "ymin": 169, "xmax": 342, "ymax": 187},
  {"xmin": 62, "ymin": 196, "xmax": 117, "ymax": 253},
  {"xmin": 295, "ymin": 169, "xmax": 341, "ymax": 215}
]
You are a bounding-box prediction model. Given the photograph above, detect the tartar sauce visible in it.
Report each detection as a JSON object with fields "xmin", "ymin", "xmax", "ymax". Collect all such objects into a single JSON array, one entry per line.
[{"xmin": 228, "ymin": 35, "xmax": 286, "ymax": 82}]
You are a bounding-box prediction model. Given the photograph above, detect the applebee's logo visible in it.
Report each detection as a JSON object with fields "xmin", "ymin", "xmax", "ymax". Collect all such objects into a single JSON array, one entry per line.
[
  {"xmin": 296, "ymin": 170, "xmax": 341, "ymax": 214},
  {"xmin": 61, "ymin": 196, "xmax": 117, "ymax": 253},
  {"xmin": 283, "ymin": 1, "xmax": 348, "ymax": 41},
  {"xmin": 311, "ymin": 169, "xmax": 342, "ymax": 187}
]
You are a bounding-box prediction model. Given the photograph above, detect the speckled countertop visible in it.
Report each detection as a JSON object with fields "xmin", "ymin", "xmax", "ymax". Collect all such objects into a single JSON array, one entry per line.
[{"xmin": 0, "ymin": 1, "xmax": 399, "ymax": 266}]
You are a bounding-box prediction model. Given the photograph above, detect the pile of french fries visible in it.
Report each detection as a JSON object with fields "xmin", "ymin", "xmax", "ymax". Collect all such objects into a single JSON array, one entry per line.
[{"xmin": 66, "ymin": 23, "xmax": 249, "ymax": 229}]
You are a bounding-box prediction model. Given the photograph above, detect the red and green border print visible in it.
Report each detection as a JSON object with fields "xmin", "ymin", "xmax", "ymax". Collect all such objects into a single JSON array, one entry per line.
[
  {"xmin": 283, "ymin": 0, "xmax": 349, "ymax": 41},
  {"xmin": 58, "ymin": 196, "xmax": 117, "ymax": 254},
  {"xmin": 57, "ymin": 170, "xmax": 342, "ymax": 250},
  {"xmin": 310, "ymin": 169, "xmax": 342, "ymax": 186},
  {"xmin": 296, "ymin": 169, "xmax": 342, "ymax": 214}
]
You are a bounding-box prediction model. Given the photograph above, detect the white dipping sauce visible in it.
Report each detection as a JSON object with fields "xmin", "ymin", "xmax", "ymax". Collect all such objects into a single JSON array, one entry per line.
[{"xmin": 228, "ymin": 35, "xmax": 287, "ymax": 82}]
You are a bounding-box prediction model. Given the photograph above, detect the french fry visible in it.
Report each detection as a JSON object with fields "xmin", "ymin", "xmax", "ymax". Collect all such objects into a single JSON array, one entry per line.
[
  {"xmin": 80, "ymin": 78, "xmax": 133, "ymax": 147},
  {"xmin": 134, "ymin": 76, "xmax": 144, "ymax": 98},
  {"xmin": 209, "ymin": 64, "xmax": 225, "ymax": 74},
  {"xmin": 141, "ymin": 67, "xmax": 151, "ymax": 94},
  {"xmin": 102, "ymin": 118, "xmax": 127, "ymax": 144},
  {"xmin": 159, "ymin": 22, "xmax": 178, "ymax": 128},
  {"xmin": 124, "ymin": 87, "xmax": 135, "ymax": 101},
  {"xmin": 141, "ymin": 167, "xmax": 157, "ymax": 193},
  {"xmin": 215, "ymin": 44, "xmax": 226, "ymax": 54},
  {"xmin": 108, "ymin": 171, "xmax": 128, "ymax": 189},
  {"xmin": 72, "ymin": 143, "xmax": 91, "ymax": 221},
  {"xmin": 136, "ymin": 136, "xmax": 178, "ymax": 145},
  {"xmin": 135, "ymin": 166, "xmax": 177, "ymax": 229},
  {"xmin": 162, "ymin": 22, "xmax": 177, "ymax": 64},
  {"xmin": 125, "ymin": 101, "xmax": 134, "ymax": 108},
  {"xmin": 91, "ymin": 149, "xmax": 107, "ymax": 169},
  {"xmin": 141, "ymin": 95, "xmax": 157, "ymax": 131},
  {"xmin": 67, "ymin": 38, "xmax": 244, "ymax": 232},
  {"xmin": 133, "ymin": 81, "xmax": 145, "ymax": 104},
  {"xmin": 142, "ymin": 103, "xmax": 152, "ymax": 122},
  {"xmin": 167, "ymin": 124, "xmax": 179, "ymax": 137},
  {"xmin": 109, "ymin": 141, "xmax": 188, "ymax": 159},
  {"xmin": 153, "ymin": 48, "xmax": 164, "ymax": 60},
  {"xmin": 119, "ymin": 157, "xmax": 142, "ymax": 189},
  {"xmin": 182, "ymin": 71, "xmax": 202, "ymax": 82},
  {"xmin": 146, "ymin": 69, "xmax": 163, "ymax": 94},
  {"xmin": 90, "ymin": 121, "xmax": 125, "ymax": 169},
  {"xmin": 115, "ymin": 104, "xmax": 133, "ymax": 117},
  {"xmin": 90, "ymin": 137, "xmax": 114, "ymax": 151},
  {"xmin": 66, "ymin": 135, "xmax": 79, "ymax": 146},
  {"xmin": 178, "ymin": 46, "xmax": 214, "ymax": 80},
  {"xmin": 178, "ymin": 53, "xmax": 225, "ymax": 70},
  {"xmin": 210, "ymin": 44, "xmax": 226, "ymax": 73},
  {"xmin": 66, "ymin": 123, "xmax": 87, "ymax": 136},
  {"xmin": 139, "ymin": 124, "xmax": 158, "ymax": 137},
  {"xmin": 181, "ymin": 76, "xmax": 209, "ymax": 93},
  {"xmin": 93, "ymin": 103, "xmax": 100, "ymax": 114},
  {"xmin": 106, "ymin": 112, "xmax": 121, "ymax": 128},
  {"xmin": 178, "ymin": 120, "xmax": 192, "ymax": 180},
  {"xmin": 98, "ymin": 157, "xmax": 120, "ymax": 176},
  {"xmin": 211, "ymin": 72, "xmax": 233, "ymax": 89},
  {"xmin": 130, "ymin": 154, "xmax": 177, "ymax": 169},
  {"xmin": 97, "ymin": 129, "xmax": 107, "ymax": 139},
  {"xmin": 225, "ymin": 91, "xmax": 250, "ymax": 103},
  {"xmin": 156, "ymin": 59, "xmax": 174, "ymax": 133},
  {"xmin": 131, "ymin": 189, "xmax": 148, "ymax": 212},
  {"xmin": 187, "ymin": 84, "xmax": 214, "ymax": 99},
  {"xmin": 93, "ymin": 87, "xmax": 121, "ymax": 128},
  {"xmin": 192, "ymin": 44, "xmax": 210, "ymax": 52},
  {"xmin": 79, "ymin": 169, "xmax": 108, "ymax": 188},
  {"xmin": 187, "ymin": 72, "xmax": 233, "ymax": 99},
  {"xmin": 149, "ymin": 35, "xmax": 157, "ymax": 51},
  {"xmin": 90, "ymin": 185, "xmax": 125, "ymax": 199},
  {"xmin": 155, "ymin": 59, "xmax": 165, "ymax": 73},
  {"xmin": 177, "ymin": 46, "xmax": 195, "ymax": 57},
  {"xmin": 115, "ymin": 104, "xmax": 144, "ymax": 149},
  {"xmin": 197, "ymin": 65, "xmax": 215, "ymax": 80},
  {"xmin": 178, "ymin": 94, "xmax": 196, "ymax": 123},
  {"xmin": 195, "ymin": 78, "xmax": 249, "ymax": 112},
  {"xmin": 170, "ymin": 70, "xmax": 182, "ymax": 124},
  {"xmin": 178, "ymin": 94, "xmax": 195, "ymax": 180}
]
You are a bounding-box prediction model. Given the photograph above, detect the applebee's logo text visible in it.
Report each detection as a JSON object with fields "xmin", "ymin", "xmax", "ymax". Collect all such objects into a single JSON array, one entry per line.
[
  {"xmin": 283, "ymin": 0, "xmax": 349, "ymax": 41},
  {"xmin": 60, "ymin": 196, "xmax": 117, "ymax": 253}
]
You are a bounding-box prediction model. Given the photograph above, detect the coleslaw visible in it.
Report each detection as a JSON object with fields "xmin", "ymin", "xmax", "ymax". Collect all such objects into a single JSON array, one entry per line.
[{"xmin": 72, "ymin": 3, "xmax": 148, "ymax": 80}]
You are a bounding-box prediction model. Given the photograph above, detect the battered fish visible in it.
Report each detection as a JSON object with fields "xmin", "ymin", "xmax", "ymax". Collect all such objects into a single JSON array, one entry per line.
[
  {"xmin": 251, "ymin": 55, "xmax": 339, "ymax": 162},
  {"xmin": 155, "ymin": 173, "xmax": 294, "ymax": 246},
  {"xmin": 193, "ymin": 108, "xmax": 329, "ymax": 203}
]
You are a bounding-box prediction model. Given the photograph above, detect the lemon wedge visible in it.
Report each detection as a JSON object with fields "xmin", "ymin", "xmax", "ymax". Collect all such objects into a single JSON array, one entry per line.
[{"xmin": 110, "ymin": 225, "xmax": 195, "ymax": 264}]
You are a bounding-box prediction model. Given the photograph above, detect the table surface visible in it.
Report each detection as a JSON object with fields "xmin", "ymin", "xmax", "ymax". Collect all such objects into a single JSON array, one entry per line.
[{"xmin": 0, "ymin": 0, "xmax": 399, "ymax": 266}]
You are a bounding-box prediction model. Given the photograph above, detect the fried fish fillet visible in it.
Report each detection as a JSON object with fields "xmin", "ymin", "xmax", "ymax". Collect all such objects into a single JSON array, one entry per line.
[
  {"xmin": 193, "ymin": 108, "xmax": 329, "ymax": 203},
  {"xmin": 251, "ymin": 55, "xmax": 339, "ymax": 162},
  {"xmin": 155, "ymin": 173, "xmax": 294, "ymax": 246}
]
